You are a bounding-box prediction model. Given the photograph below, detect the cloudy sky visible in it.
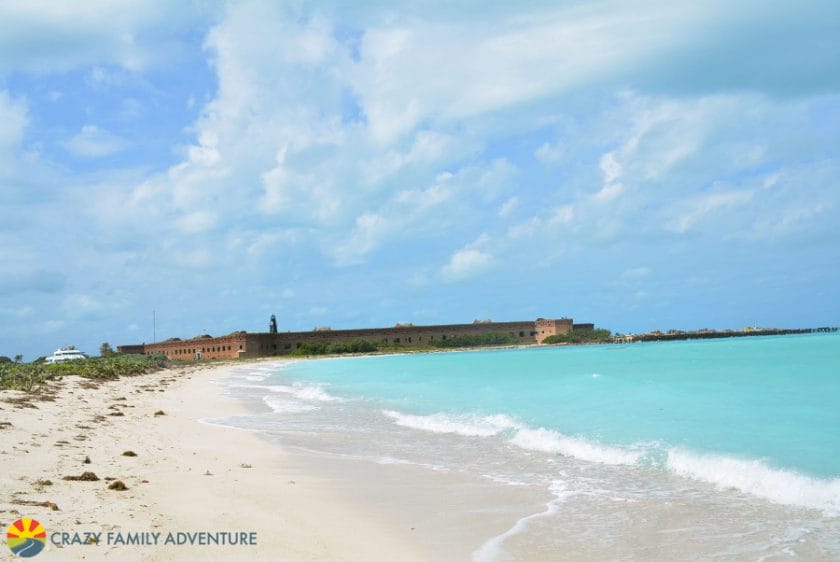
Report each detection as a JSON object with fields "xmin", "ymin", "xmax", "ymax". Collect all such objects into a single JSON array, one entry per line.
[{"xmin": 1, "ymin": 1, "xmax": 838, "ymax": 359}]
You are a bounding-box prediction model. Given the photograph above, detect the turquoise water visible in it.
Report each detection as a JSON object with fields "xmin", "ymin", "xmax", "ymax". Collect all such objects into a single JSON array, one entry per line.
[
  {"xmin": 213, "ymin": 333, "xmax": 840, "ymax": 559},
  {"xmin": 273, "ymin": 334, "xmax": 839, "ymax": 478},
  {"xmin": 226, "ymin": 333, "xmax": 840, "ymax": 518}
]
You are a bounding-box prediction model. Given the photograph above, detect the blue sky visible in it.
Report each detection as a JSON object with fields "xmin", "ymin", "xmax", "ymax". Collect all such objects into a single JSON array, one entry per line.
[{"xmin": 1, "ymin": 1, "xmax": 838, "ymax": 359}]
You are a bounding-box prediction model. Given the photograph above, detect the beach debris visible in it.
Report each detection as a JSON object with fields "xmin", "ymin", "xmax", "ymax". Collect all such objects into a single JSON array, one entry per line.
[
  {"xmin": 288, "ymin": 480, "xmax": 296, "ymax": 485},
  {"xmin": 34, "ymin": 479, "xmax": 53, "ymax": 487},
  {"xmin": 108, "ymin": 480, "xmax": 128, "ymax": 491},
  {"xmin": 107, "ymin": 411, "xmax": 125, "ymax": 417},
  {"xmin": 239, "ymin": 463, "xmax": 252, "ymax": 469},
  {"xmin": 63, "ymin": 471, "xmax": 100, "ymax": 482},
  {"xmin": 12, "ymin": 499, "xmax": 59, "ymax": 511},
  {"xmin": 83, "ymin": 455, "xmax": 91, "ymax": 464},
  {"xmin": 122, "ymin": 450, "xmax": 137, "ymax": 457},
  {"xmin": 141, "ymin": 479, "xmax": 149, "ymax": 483},
  {"xmin": 2, "ymin": 396, "xmax": 37, "ymax": 409},
  {"xmin": 154, "ymin": 410, "xmax": 166, "ymax": 416},
  {"xmin": 104, "ymin": 477, "xmax": 116, "ymax": 481},
  {"xmin": 204, "ymin": 470, "xmax": 213, "ymax": 476},
  {"xmin": 0, "ymin": 421, "xmax": 12, "ymax": 429}
]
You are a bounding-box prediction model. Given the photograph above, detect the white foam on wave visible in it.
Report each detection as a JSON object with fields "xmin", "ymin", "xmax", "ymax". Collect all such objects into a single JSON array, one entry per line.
[
  {"xmin": 381, "ymin": 410, "xmax": 520, "ymax": 437},
  {"xmin": 381, "ymin": 410, "xmax": 642, "ymax": 467},
  {"xmin": 666, "ymin": 449, "xmax": 840, "ymax": 515},
  {"xmin": 244, "ymin": 382, "xmax": 342, "ymax": 402},
  {"xmin": 376, "ymin": 456, "xmax": 448, "ymax": 471},
  {"xmin": 472, "ymin": 480, "xmax": 571, "ymax": 562},
  {"xmin": 262, "ymin": 395, "xmax": 319, "ymax": 414},
  {"xmin": 510, "ymin": 427, "xmax": 643, "ymax": 466}
]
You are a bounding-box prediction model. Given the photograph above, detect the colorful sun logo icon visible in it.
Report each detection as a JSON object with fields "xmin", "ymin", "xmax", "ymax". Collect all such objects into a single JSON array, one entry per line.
[{"xmin": 6, "ymin": 518, "xmax": 46, "ymax": 558}]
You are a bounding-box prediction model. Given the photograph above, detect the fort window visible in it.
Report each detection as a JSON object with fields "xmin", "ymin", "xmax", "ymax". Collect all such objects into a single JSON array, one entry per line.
[
  {"xmin": 239, "ymin": 345, "xmax": 243, "ymax": 350},
  {"xmin": 272, "ymin": 344, "xmax": 277, "ymax": 350},
  {"xmin": 519, "ymin": 331, "xmax": 525, "ymax": 337},
  {"xmin": 284, "ymin": 344, "xmax": 291, "ymax": 349},
  {"xmin": 408, "ymin": 337, "xmax": 412, "ymax": 343},
  {"xmin": 530, "ymin": 331, "xmax": 536, "ymax": 336},
  {"xmin": 394, "ymin": 338, "xmax": 400, "ymax": 343},
  {"xmin": 442, "ymin": 335, "xmax": 447, "ymax": 340}
]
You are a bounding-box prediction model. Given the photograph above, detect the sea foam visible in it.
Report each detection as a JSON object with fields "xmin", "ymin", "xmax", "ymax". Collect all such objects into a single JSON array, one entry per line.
[
  {"xmin": 510, "ymin": 427, "xmax": 643, "ymax": 466},
  {"xmin": 472, "ymin": 480, "xmax": 571, "ymax": 562},
  {"xmin": 666, "ymin": 449, "xmax": 840, "ymax": 515},
  {"xmin": 382, "ymin": 410, "xmax": 520, "ymax": 437},
  {"xmin": 262, "ymin": 395, "xmax": 319, "ymax": 414},
  {"xmin": 382, "ymin": 409, "xmax": 642, "ymax": 466}
]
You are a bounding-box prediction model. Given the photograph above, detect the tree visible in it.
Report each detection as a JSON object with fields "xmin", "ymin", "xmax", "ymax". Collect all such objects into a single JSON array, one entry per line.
[
  {"xmin": 14, "ymin": 354, "xmax": 23, "ymax": 364},
  {"xmin": 100, "ymin": 343, "xmax": 115, "ymax": 357}
]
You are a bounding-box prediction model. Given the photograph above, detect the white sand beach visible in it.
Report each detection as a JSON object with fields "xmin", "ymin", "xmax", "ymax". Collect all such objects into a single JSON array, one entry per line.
[{"xmin": 0, "ymin": 362, "xmax": 443, "ymax": 561}]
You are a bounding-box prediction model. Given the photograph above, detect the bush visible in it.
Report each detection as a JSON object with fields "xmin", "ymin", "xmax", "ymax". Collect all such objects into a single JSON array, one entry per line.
[
  {"xmin": 0, "ymin": 353, "xmax": 169, "ymax": 391},
  {"xmin": 292, "ymin": 339, "xmax": 378, "ymax": 356},
  {"xmin": 542, "ymin": 328, "xmax": 611, "ymax": 344},
  {"xmin": 427, "ymin": 332, "xmax": 518, "ymax": 348}
]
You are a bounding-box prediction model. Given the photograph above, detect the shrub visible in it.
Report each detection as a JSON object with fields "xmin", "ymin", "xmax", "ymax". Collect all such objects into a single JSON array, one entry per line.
[
  {"xmin": 0, "ymin": 353, "xmax": 169, "ymax": 392},
  {"xmin": 542, "ymin": 328, "xmax": 611, "ymax": 344}
]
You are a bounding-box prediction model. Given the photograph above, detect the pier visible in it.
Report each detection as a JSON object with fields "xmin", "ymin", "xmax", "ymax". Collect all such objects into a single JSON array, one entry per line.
[{"xmin": 615, "ymin": 327, "xmax": 837, "ymax": 344}]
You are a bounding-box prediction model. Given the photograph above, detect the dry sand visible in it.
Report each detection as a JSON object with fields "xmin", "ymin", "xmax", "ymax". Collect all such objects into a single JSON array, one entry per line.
[{"xmin": 0, "ymin": 362, "xmax": 436, "ymax": 561}]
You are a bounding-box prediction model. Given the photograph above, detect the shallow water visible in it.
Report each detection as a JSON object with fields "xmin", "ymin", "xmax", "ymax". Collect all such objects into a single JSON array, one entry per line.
[{"xmin": 210, "ymin": 334, "xmax": 840, "ymax": 560}]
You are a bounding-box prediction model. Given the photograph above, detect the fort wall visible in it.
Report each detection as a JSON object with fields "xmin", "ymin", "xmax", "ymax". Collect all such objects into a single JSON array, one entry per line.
[{"xmin": 118, "ymin": 317, "xmax": 583, "ymax": 360}]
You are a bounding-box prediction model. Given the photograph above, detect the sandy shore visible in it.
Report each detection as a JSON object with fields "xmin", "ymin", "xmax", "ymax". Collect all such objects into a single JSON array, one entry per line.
[{"xmin": 0, "ymin": 362, "xmax": 439, "ymax": 561}]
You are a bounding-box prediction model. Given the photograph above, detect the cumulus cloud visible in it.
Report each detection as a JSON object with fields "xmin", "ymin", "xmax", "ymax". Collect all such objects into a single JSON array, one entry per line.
[
  {"xmin": 441, "ymin": 248, "xmax": 494, "ymax": 282},
  {"xmin": 2, "ymin": 1, "xmax": 839, "ymax": 358},
  {"xmin": 62, "ymin": 125, "xmax": 126, "ymax": 157}
]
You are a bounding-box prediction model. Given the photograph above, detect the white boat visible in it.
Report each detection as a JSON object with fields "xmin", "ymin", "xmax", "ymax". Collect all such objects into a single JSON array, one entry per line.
[{"xmin": 45, "ymin": 347, "xmax": 87, "ymax": 364}]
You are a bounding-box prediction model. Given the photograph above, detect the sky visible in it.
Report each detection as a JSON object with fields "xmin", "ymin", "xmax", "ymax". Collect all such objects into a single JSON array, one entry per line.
[{"xmin": 1, "ymin": 0, "xmax": 838, "ymax": 360}]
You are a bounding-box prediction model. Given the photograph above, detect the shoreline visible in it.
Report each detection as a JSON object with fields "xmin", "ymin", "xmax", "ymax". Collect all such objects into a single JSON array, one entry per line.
[
  {"xmin": 4, "ymin": 337, "xmax": 838, "ymax": 560},
  {"xmin": 0, "ymin": 361, "xmax": 440, "ymax": 561}
]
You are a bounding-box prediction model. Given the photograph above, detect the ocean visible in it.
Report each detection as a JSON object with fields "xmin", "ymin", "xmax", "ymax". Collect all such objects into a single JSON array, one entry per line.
[{"xmin": 211, "ymin": 333, "xmax": 840, "ymax": 560}]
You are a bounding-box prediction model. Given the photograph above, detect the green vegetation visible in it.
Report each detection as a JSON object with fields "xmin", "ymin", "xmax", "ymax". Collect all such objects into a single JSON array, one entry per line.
[
  {"xmin": 99, "ymin": 342, "xmax": 115, "ymax": 357},
  {"xmin": 0, "ymin": 353, "xmax": 168, "ymax": 392},
  {"xmin": 291, "ymin": 339, "xmax": 378, "ymax": 356},
  {"xmin": 426, "ymin": 332, "xmax": 518, "ymax": 348},
  {"xmin": 291, "ymin": 332, "xmax": 520, "ymax": 356},
  {"xmin": 542, "ymin": 328, "xmax": 612, "ymax": 345}
]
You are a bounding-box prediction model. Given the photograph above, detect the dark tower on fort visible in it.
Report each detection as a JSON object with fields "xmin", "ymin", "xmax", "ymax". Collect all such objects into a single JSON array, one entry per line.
[{"xmin": 269, "ymin": 314, "xmax": 278, "ymax": 334}]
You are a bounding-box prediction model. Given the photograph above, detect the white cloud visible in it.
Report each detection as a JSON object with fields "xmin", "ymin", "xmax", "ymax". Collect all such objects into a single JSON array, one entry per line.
[
  {"xmin": 498, "ymin": 196, "xmax": 519, "ymax": 217},
  {"xmin": 621, "ymin": 267, "xmax": 651, "ymax": 280},
  {"xmin": 351, "ymin": 4, "xmax": 699, "ymax": 142},
  {"xmin": 0, "ymin": 1, "xmax": 216, "ymax": 73},
  {"xmin": 175, "ymin": 210, "xmax": 217, "ymax": 234},
  {"xmin": 62, "ymin": 125, "xmax": 126, "ymax": 157},
  {"xmin": 333, "ymin": 212, "xmax": 392, "ymax": 267},
  {"xmin": 667, "ymin": 190, "xmax": 754, "ymax": 234},
  {"xmin": 441, "ymin": 242, "xmax": 494, "ymax": 282},
  {"xmin": 0, "ymin": 90, "xmax": 27, "ymax": 152}
]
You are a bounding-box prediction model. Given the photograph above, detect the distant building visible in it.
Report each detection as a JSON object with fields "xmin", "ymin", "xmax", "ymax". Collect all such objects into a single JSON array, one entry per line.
[{"xmin": 118, "ymin": 316, "xmax": 581, "ymax": 360}]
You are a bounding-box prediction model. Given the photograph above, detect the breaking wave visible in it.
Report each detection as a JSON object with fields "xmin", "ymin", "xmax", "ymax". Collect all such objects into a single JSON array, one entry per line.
[
  {"xmin": 666, "ymin": 449, "xmax": 840, "ymax": 515},
  {"xmin": 381, "ymin": 410, "xmax": 641, "ymax": 466}
]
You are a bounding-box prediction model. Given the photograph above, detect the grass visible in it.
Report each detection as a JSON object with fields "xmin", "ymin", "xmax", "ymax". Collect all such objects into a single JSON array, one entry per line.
[{"xmin": 0, "ymin": 354, "xmax": 168, "ymax": 392}]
